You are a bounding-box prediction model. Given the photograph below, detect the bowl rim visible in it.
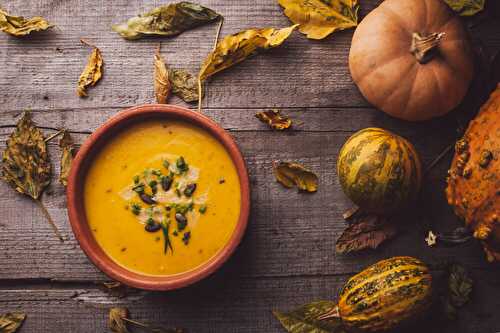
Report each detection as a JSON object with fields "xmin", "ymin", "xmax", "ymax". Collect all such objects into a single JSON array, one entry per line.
[{"xmin": 67, "ymin": 104, "xmax": 250, "ymax": 291}]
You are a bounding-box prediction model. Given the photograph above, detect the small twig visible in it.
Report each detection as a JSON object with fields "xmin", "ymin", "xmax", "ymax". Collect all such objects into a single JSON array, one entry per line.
[
  {"xmin": 44, "ymin": 129, "xmax": 64, "ymax": 143},
  {"xmin": 424, "ymin": 144, "xmax": 453, "ymax": 175},
  {"xmin": 37, "ymin": 199, "xmax": 64, "ymax": 242}
]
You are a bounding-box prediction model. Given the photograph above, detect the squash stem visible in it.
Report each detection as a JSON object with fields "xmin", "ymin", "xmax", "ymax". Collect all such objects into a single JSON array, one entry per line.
[
  {"xmin": 317, "ymin": 305, "xmax": 340, "ymax": 320},
  {"xmin": 410, "ymin": 32, "xmax": 445, "ymax": 64}
]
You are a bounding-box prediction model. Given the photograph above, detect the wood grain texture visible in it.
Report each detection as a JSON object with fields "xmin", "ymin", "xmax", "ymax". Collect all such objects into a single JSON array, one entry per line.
[
  {"xmin": 1, "ymin": 0, "xmax": 500, "ymax": 332},
  {"xmin": 1, "ymin": 269, "xmax": 500, "ymax": 333}
]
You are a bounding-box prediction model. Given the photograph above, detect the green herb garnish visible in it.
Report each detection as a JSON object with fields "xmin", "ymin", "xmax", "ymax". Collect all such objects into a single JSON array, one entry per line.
[
  {"xmin": 132, "ymin": 183, "xmax": 145, "ymax": 194},
  {"xmin": 199, "ymin": 205, "xmax": 207, "ymax": 214},
  {"xmin": 133, "ymin": 175, "xmax": 140, "ymax": 184},
  {"xmin": 163, "ymin": 159, "xmax": 170, "ymax": 169},
  {"xmin": 146, "ymin": 217, "xmax": 155, "ymax": 225},
  {"xmin": 175, "ymin": 188, "xmax": 181, "ymax": 197},
  {"xmin": 176, "ymin": 156, "xmax": 189, "ymax": 173},
  {"xmin": 152, "ymin": 169, "xmax": 162, "ymax": 176},
  {"xmin": 161, "ymin": 220, "xmax": 173, "ymax": 254},
  {"xmin": 131, "ymin": 203, "xmax": 141, "ymax": 215}
]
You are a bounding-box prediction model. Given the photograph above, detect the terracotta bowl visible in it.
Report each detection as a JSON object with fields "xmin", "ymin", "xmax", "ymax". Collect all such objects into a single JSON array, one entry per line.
[{"xmin": 67, "ymin": 104, "xmax": 250, "ymax": 290}]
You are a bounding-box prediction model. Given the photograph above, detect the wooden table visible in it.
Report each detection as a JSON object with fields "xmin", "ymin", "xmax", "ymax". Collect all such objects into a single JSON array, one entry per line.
[{"xmin": 1, "ymin": 1, "xmax": 499, "ymax": 332}]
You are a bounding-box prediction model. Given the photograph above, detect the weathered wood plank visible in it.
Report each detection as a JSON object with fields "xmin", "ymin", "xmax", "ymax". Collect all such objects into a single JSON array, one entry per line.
[
  {"xmin": 0, "ymin": 0, "xmax": 499, "ymax": 111},
  {"xmin": 0, "ymin": 125, "xmax": 492, "ymax": 281},
  {"xmin": 0, "ymin": 268, "xmax": 499, "ymax": 333}
]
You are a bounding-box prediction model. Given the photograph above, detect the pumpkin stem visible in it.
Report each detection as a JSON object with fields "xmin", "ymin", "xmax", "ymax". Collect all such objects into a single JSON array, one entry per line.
[
  {"xmin": 410, "ymin": 32, "xmax": 445, "ymax": 64},
  {"xmin": 317, "ymin": 305, "xmax": 340, "ymax": 320}
]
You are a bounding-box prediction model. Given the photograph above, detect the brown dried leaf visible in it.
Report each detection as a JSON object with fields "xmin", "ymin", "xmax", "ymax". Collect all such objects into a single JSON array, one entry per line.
[
  {"xmin": 1, "ymin": 112, "xmax": 63, "ymax": 241},
  {"xmin": 170, "ymin": 69, "xmax": 201, "ymax": 103},
  {"xmin": 199, "ymin": 25, "xmax": 298, "ymax": 81},
  {"xmin": 59, "ymin": 130, "xmax": 76, "ymax": 187},
  {"xmin": 0, "ymin": 312, "xmax": 26, "ymax": 333},
  {"xmin": 77, "ymin": 39, "xmax": 103, "ymax": 97},
  {"xmin": 2, "ymin": 112, "xmax": 51, "ymax": 200},
  {"xmin": 154, "ymin": 46, "xmax": 171, "ymax": 104},
  {"xmin": 256, "ymin": 109, "xmax": 292, "ymax": 130},
  {"xmin": 0, "ymin": 8, "xmax": 52, "ymax": 36},
  {"xmin": 273, "ymin": 161, "xmax": 318, "ymax": 192},
  {"xmin": 112, "ymin": 2, "xmax": 221, "ymax": 40},
  {"xmin": 109, "ymin": 307, "xmax": 130, "ymax": 333},
  {"xmin": 336, "ymin": 215, "xmax": 397, "ymax": 253}
]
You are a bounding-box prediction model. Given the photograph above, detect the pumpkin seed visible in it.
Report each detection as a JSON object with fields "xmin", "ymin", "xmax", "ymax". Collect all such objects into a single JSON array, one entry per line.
[
  {"xmin": 175, "ymin": 213, "xmax": 188, "ymax": 231},
  {"xmin": 139, "ymin": 193, "xmax": 156, "ymax": 205},
  {"xmin": 183, "ymin": 183, "xmax": 197, "ymax": 197},
  {"xmin": 161, "ymin": 175, "xmax": 173, "ymax": 191}
]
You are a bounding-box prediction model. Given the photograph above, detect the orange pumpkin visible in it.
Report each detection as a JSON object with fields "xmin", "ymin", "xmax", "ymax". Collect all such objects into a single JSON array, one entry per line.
[{"xmin": 349, "ymin": 0, "xmax": 474, "ymax": 121}]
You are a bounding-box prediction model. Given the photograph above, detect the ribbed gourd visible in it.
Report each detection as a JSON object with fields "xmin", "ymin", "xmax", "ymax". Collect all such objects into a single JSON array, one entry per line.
[
  {"xmin": 446, "ymin": 84, "xmax": 500, "ymax": 262},
  {"xmin": 336, "ymin": 256, "xmax": 432, "ymax": 332},
  {"xmin": 337, "ymin": 128, "xmax": 422, "ymax": 214}
]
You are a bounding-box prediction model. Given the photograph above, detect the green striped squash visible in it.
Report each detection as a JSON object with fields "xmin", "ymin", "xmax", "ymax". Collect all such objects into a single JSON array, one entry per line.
[
  {"xmin": 337, "ymin": 128, "xmax": 422, "ymax": 214},
  {"xmin": 338, "ymin": 256, "xmax": 432, "ymax": 332}
]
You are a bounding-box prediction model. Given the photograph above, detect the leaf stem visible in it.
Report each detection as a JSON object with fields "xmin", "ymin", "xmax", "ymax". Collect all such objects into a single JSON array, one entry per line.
[
  {"xmin": 36, "ymin": 199, "xmax": 64, "ymax": 242},
  {"xmin": 197, "ymin": 78, "xmax": 203, "ymax": 113},
  {"xmin": 213, "ymin": 17, "xmax": 224, "ymax": 51},
  {"xmin": 80, "ymin": 38, "xmax": 96, "ymax": 49},
  {"xmin": 44, "ymin": 129, "xmax": 64, "ymax": 143}
]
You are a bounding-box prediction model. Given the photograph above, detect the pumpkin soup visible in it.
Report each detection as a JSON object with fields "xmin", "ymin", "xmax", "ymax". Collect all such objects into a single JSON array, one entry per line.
[{"xmin": 84, "ymin": 120, "xmax": 241, "ymax": 276}]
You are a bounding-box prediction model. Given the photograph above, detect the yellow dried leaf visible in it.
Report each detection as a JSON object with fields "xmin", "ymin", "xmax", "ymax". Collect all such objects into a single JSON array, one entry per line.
[
  {"xmin": 273, "ymin": 161, "xmax": 318, "ymax": 192},
  {"xmin": 59, "ymin": 130, "xmax": 76, "ymax": 187},
  {"xmin": 77, "ymin": 39, "xmax": 103, "ymax": 97},
  {"xmin": 277, "ymin": 0, "xmax": 359, "ymax": 40},
  {"xmin": 256, "ymin": 109, "xmax": 292, "ymax": 130},
  {"xmin": 0, "ymin": 312, "xmax": 26, "ymax": 333},
  {"xmin": 0, "ymin": 8, "xmax": 52, "ymax": 37},
  {"xmin": 199, "ymin": 25, "xmax": 298, "ymax": 81},
  {"xmin": 108, "ymin": 307, "xmax": 130, "ymax": 333},
  {"xmin": 154, "ymin": 46, "xmax": 171, "ymax": 104}
]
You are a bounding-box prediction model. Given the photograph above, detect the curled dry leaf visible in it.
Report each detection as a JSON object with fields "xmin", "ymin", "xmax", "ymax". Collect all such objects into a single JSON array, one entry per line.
[
  {"xmin": 425, "ymin": 230, "xmax": 437, "ymax": 247},
  {"xmin": 255, "ymin": 109, "xmax": 292, "ymax": 130},
  {"xmin": 273, "ymin": 301, "xmax": 347, "ymax": 333},
  {"xmin": 59, "ymin": 130, "xmax": 77, "ymax": 187},
  {"xmin": 0, "ymin": 8, "xmax": 52, "ymax": 36},
  {"xmin": 0, "ymin": 312, "xmax": 26, "ymax": 333},
  {"xmin": 109, "ymin": 307, "xmax": 130, "ymax": 333},
  {"xmin": 112, "ymin": 2, "xmax": 220, "ymax": 40},
  {"xmin": 444, "ymin": 0, "xmax": 485, "ymax": 16},
  {"xmin": 441, "ymin": 263, "xmax": 473, "ymax": 320},
  {"xmin": 277, "ymin": 0, "xmax": 359, "ymax": 40},
  {"xmin": 1, "ymin": 112, "xmax": 63, "ymax": 241},
  {"xmin": 273, "ymin": 161, "xmax": 318, "ymax": 192},
  {"xmin": 154, "ymin": 46, "xmax": 171, "ymax": 104},
  {"xmin": 336, "ymin": 215, "xmax": 397, "ymax": 254},
  {"xmin": 77, "ymin": 39, "xmax": 103, "ymax": 98},
  {"xmin": 199, "ymin": 25, "xmax": 299, "ymax": 81},
  {"xmin": 170, "ymin": 69, "xmax": 201, "ymax": 103}
]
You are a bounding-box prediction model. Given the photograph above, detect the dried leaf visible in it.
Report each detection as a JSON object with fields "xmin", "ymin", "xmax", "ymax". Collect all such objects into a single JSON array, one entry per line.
[
  {"xmin": 77, "ymin": 40, "xmax": 103, "ymax": 97},
  {"xmin": 2, "ymin": 112, "xmax": 50, "ymax": 200},
  {"xmin": 170, "ymin": 69, "xmax": 201, "ymax": 103},
  {"xmin": 448, "ymin": 264, "xmax": 473, "ymax": 308},
  {"xmin": 277, "ymin": 0, "xmax": 359, "ymax": 40},
  {"xmin": 273, "ymin": 301, "xmax": 346, "ymax": 333},
  {"xmin": 1, "ymin": 112, "xmax": 63, "ymax": 241},
  {"xmin": 256, "ymin": 109, "xmax": 292, "ymax": 130},
  {"xmin": 336, "ymin": 215, "xmax": 397, "ymax": 253},
  {"xmin": 0, "ymin": 8, "xmax": 52, "ymax": 37},
  {"xmin": 0, "ymin": 312, "xmax": 26, "ymax": 333},
  {"xmin": 59, "ymin": 130, "xmax": 76, "ymax": 187},
  {"xmin": 109, "ymin": 307, "xmax": 130, "ymax": 333},
  {"xmin": 199, "ymin": 25, "xmax": 298, "ymax": 81},
  {"xmin": 112, "ymin": 2, "xmax": 220, "ymax": 40},
  {"xmin": 154, "ymin": 46, "xmax": 171, "ymax": 104},
  {"xmin": 444, "ymin": 0, "xmax": 485, "ymax": 16},
  {"xmin": 273, "ymin": 161, "xmax": 318, "ymax": 192}
]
